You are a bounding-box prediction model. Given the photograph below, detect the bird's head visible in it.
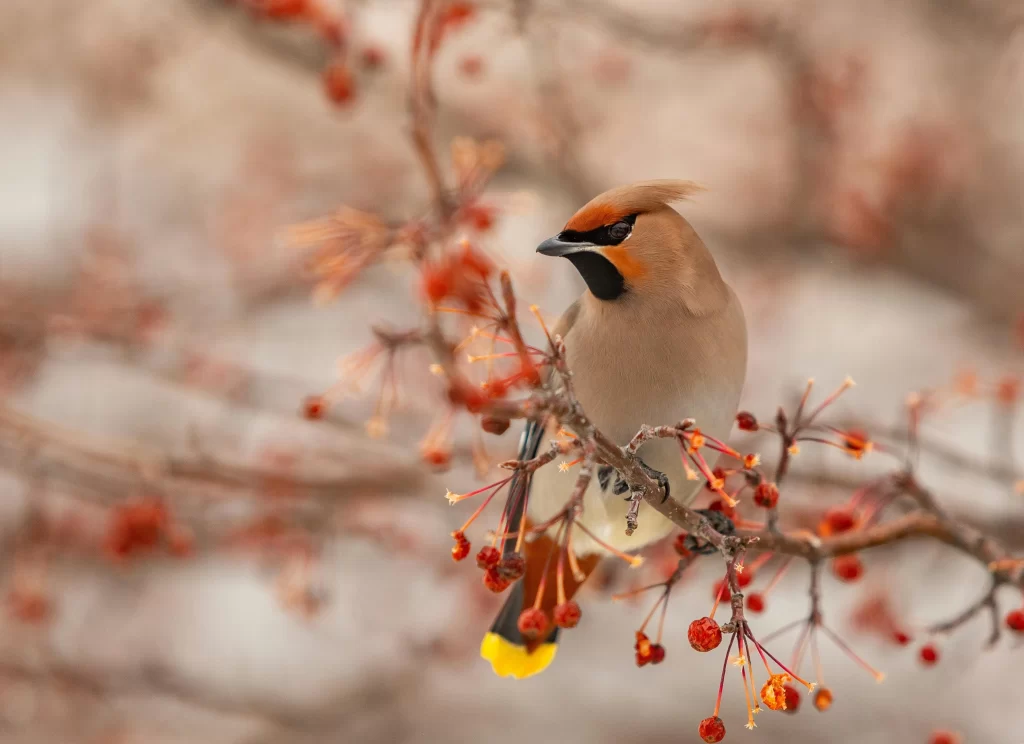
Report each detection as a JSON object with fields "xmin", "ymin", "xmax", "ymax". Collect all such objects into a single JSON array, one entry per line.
[{"xmin": 537, "ymin": 180, "xmax": 725, "ymax": 309}]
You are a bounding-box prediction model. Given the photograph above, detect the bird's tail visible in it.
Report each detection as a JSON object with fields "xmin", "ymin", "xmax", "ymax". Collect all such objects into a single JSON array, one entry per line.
[{"xmin": 481, "ymin": 529, "xmax": 601, "ymax": 679}]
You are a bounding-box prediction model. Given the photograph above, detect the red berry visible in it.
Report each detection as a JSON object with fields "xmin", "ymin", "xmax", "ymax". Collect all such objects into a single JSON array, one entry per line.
[
  {"xmin": 422, "ymin": 267, "xmax": 452, "ymax": 303},
  {"xmin": 712, "ymin": 579, "xmax": 732, "ymax": 601},
  {"xmin": 698, "ymin": 715, "xmax": 726, "ymax": 743},
  {"xmin": 919, "ymin": 644, "xmax": 939, "ymax": 665},
  {"xmin": 496, "ymin": 553, "xmax": 525, "ymax": 581},
  {"xmin": 480, "ymin": 415, "xmax": 510, "ymax": 435},
  {"xmin": 672, "ymin": 533, "xmax": 692, "ymax": 558},
  {"xmin": 892, "ymin": 630, "xmax": 912, "ymax": 646},
  {"xmin": 475, "ymin": 545, "xmax": 500, "ymax": 569},
  {"xmin": 421, "ymin": 447, "xmax": 451, "ymax": 470},
  {"xmin": 553, "ymin": 600, "xmax": 581, "ymax": 629},
  {"xmin": 650, "ymin": 643, "xmax": 666, "ymax": 664},
  {"xmin": 736, "ymin": 411, "xmax": 758, "ymax": 431},
  {"xmin": 450, "ymin": 531, "xmax": 470, "ymax": 562},
  {"xmin": 483, "ymin": 567, "xmax": 511, "ymax": 593},
  {"xmin": 1006, "ymin": 608, "xmax": 1024, "ymax": 632},
  {"xmin": 302, "ymin": 395, "xmax": 326, "ymax": 419},
  {"xmin": 361, "ymin": 46, "xmax": 386, "ymax": 70},
  {"xmin": 929, "ymin": 731, "xmax": 960, "ymax": 744},
  {"xmin": 322, "ymin": 61, "xmax": 355, "ymax": 106},
  {"xmin": 517, "ymin": 607, "xmax": 548, "ymax": 639},
  {"xmin": 746, "ymin": 592, "xmax": 766, "ymax": 613},
  {"xmin": 688, "ymin": 617, "xmax": 723, "ymax": 652},
  {"xmin": 708, "ymin": 498, "xmax": 736, "ymax": 519},
  {"xmin": 782, "ymin": 684, "xmax": 801, "ymax": 713},
  {"xmin": 259, "ymin": 0, "xmax": 307, "ymax": 19},
  {"xmin": 820, "ymin": 507, "xmax": 856, "ymax": 536},
  {"xmin": 753, "ymin": 481, "xmax": 779, "ymax": 508},
  {"xmin": 832, "ymin": 554, "xmax": 863, "ymax": 582},
  {"xmin": 736, "ymin": 571, "xmax": 754, "ymax": 589}
]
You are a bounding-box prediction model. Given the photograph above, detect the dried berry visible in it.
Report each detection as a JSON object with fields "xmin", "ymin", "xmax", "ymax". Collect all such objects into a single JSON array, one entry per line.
[
  {"xmin": 753, "ymin": 481, "xmax": 779, "ymax": 508},
  {"xmin": 554, "ymin": 600, "xmax": 581, "ymax": 629},
  {"xmin": 688, "ymin": 617, "xmax": 723, "ymax": 652},
  {"xmin": 475, "ymin": 545, "xmax": 500, "ymax": 569},
  {"xmin": 483, "ymin": 567, "xmax": 511, "ymax": 593},
  {"xmin": 832, "ymin": 554, "xmax": 863, "ymax": 582},
  {"xmin": 635, "ymin": 631, "xmax": 654, "ymax": 666},
  {"xmin": 496, "ymin": 553, "xmax": 525, "ymax": 581},
  {"xmin": 761, "ymin": 673, "xmax": 790, "ymax": 711},
  {"xmin": 517, "ymin": 607, "xmax": 547, "ymax": 639},
  {"xmin": 450, "ymin": 531, "xmax": 470, "ymax": 562},
  {"xmin": 698, "ymin": 715, "xmax": 726, "ymax": 743},
  {"xmin": 919, "ymin": 644, "xmax": 939, "ymax": 666},
  {"xmin": 746, "ymin": 592, "xmax": 766, "ymax": 613}
]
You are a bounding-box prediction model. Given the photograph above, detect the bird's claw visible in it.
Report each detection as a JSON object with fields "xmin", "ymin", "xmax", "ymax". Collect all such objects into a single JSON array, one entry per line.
[{"xmin": 610, "ymin": 460, "xmax": 670, "ymax": 502}]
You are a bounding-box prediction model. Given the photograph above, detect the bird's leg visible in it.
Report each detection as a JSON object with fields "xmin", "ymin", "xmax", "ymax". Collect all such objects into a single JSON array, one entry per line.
[
  {"xmin": 612, "ymin": 460, "xmax": 670, "ymax": 503},
  {"xmin": 614, "ymin": 459, "xmax": 671, "ymax": 537},
  {"xmin": 682, "ymin": 508, "xmax": 736, "ymax": 555}
]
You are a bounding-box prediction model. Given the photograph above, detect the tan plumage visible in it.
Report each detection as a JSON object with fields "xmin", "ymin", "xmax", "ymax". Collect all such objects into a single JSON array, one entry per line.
[
  {"xmin": 530, "ymin": 180, "xmax": 747, "ymax": 553},
  {"xmin": 482, "ymin": 180, "xmax": 747, "ymax": 679}
]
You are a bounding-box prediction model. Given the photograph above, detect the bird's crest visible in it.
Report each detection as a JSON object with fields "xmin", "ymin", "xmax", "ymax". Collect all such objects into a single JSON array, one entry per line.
[{"xmin": 563, "ymin": 180, "xmax": 705, "ymax": 233}]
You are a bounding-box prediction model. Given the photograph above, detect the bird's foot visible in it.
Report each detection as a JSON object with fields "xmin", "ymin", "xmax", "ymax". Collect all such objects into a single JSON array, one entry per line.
[
  {"xmin": 682, "ymin": 508, "xmax": 736, "ymax": 555},
  {"xmin": 611, "ymin": 460, "xmax": 670, "ymax": 502}
]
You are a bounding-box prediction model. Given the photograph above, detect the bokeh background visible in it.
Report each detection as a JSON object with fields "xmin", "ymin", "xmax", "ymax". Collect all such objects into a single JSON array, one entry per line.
[{"xmin": 1, "ymin": 0, "xmax": 1023, "ymax": 742}]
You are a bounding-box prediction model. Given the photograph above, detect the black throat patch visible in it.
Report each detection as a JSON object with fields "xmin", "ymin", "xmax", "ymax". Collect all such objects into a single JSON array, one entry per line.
[{"xmin": 564, "ymin": 251, "xmax": 626, "ymax": 301}]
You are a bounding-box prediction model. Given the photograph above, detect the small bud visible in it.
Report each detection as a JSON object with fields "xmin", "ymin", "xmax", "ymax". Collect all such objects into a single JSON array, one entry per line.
[
  {"xmin": 832, "ymin": 554, "xmax": 864, "ymax": 582},
  {"xmin": 746, "ymin": 592, "xmax": 766, "ymax": 613},
  {"xmin": 1006, "ymin": 608, "xmax": 1024, "ymax": 632},
  {"xmin": 475, "ymin": 545, "xmax": 500, "ymax": 569},
  {"xmin": 554, "ymin": 600, "xmax": 582, "ymax": 629},
  {"xmin": 698, "ymin": 715, "xmax": 726, "ymax": 743},
  {"xmin": 813, "ymin": 687, "xmax": 834, "ymax": 711},
  {"xmin": 480, "ymin": 415, "xmax": 511, "ymax": 435},
  {"xmin": 782, "ymin": 684, "xmax": 801, "ymax": 713},
  {"xmin": 517, "ymin": 607, "xmax": 548, "ymax": 640},
  {"xmin": 919, "ymin": 644, "xmax": 939, "ymax": 666},
  {"xmin": 736, "ymin": 411, "xmax": 759, "ymax": 431},
  {"xmin": 753, "ymin": 482, "xmax": 779, "ymax": 508},
  {"xmin": 688, "ymin": 617, "xmax": 723, "ymax": 652},
  {"xmin": 496, "ymin": 552, "xmax": 525, "ymax": 581}
]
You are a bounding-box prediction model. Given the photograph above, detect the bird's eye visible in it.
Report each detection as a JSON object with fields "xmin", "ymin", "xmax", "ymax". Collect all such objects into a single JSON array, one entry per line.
[{"xmin": 608, "ymin": 221, "xmax": 631, "ymax": 242}]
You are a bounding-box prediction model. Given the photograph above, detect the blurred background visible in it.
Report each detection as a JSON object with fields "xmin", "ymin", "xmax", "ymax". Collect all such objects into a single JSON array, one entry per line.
[{"xmin": 1, "ymin": 0, "xmax": 1023, "ymax": 742}]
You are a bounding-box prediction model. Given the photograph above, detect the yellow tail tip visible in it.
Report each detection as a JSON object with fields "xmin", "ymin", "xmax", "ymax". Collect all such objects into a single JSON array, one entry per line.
[{"xmin": 480, "ymin": 632, "xmax": 557, "ymax": 679}]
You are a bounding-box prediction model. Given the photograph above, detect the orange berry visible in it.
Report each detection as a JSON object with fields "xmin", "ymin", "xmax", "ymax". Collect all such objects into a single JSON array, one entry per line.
[
  {"xmin": 450, "ymin": 531, "xmax": 470, "ymax": 562},
  {"xmin": 814, "ymin": 687, "xmax": 834, "ymax": 711}
]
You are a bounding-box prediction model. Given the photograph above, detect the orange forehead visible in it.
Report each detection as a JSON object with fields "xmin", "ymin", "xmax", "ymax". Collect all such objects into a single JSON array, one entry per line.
[
  {"xmin": 563, "ymin": 203, "xmax": 631, "ymax": 233},
  {"xmin": 600, "ymin": 246, "xmax": 647, "ymax": 283}
]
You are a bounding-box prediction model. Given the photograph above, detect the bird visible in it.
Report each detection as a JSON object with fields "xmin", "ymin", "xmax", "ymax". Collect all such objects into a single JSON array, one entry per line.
[{"xmin": 480, "ymin": 180, "xmax": 748, "ymax": 679}]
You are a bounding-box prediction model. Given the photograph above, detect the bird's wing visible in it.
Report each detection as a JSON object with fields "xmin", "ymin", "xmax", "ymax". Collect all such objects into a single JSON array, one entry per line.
[{"xmin": 498, "ymin": 300, "xmax": 582, "ymax": 556}]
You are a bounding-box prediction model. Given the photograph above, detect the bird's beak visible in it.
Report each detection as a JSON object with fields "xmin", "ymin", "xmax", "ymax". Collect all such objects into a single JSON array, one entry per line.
[{"xmin": 536, "ymin": 235, "xmax": 594, "ymax": 257}]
